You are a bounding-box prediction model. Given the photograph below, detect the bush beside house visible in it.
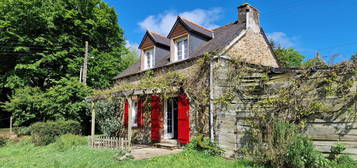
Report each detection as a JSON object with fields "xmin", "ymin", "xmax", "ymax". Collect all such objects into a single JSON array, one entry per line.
[{"xmin": 30, "ymin": 120, "xmax": 81, "ymax": 145}]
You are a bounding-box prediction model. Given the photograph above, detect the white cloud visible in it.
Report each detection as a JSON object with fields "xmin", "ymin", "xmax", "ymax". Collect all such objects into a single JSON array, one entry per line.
[
  {"xmin": 138, "ymin": 8, "xmax": 222, "ymax": 35},
  {"xmin": 125, "ymin": 40, "xmax": 140, "ymax": 55},
  {"xmin": 267, "ymin": 32, "xmax": 297, "ymax": 48}
]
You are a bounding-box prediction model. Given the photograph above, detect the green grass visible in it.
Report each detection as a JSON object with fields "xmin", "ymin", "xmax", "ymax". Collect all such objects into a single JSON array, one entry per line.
[
  {"xmin": 1, "ymin": 137, "xmax": 355, "ymax": 168},
  {"xmin": 0, "ymin": 138, "xmax": 258, "ymax": 168}
]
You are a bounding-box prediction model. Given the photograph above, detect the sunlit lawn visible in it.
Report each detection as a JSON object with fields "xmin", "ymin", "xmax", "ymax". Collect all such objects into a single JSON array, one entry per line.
[{"xmin": 0, "ymin": 138, "xmax": 259, "ymax": 168}]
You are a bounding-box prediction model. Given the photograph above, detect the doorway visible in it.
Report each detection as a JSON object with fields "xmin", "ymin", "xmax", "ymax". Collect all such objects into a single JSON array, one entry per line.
[{"xmin": 164, "ymin": 97, "xmax": 178, "ymax": 139}]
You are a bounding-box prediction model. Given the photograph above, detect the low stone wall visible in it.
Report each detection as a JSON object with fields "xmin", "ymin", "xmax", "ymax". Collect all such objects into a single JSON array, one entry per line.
[{"xmin": 212, "ymin": 58, "xmax": 357, "ymax": 159}]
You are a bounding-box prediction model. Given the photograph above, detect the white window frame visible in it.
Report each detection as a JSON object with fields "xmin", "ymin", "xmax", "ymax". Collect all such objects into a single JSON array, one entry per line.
[
  {"xmin": 144, "ymin": 48, "xmax": 154, "ymax": 69},
  {"xmin": 174, "ymin": 37, "xmax": 188, "ymax": 61},
  {"xmin": 164, "ymin": 99, "xmax": 175, "ymax": 139},
  {"xmin": 131, "ymin": 100, "xmax": 138, "ymax": 127}
]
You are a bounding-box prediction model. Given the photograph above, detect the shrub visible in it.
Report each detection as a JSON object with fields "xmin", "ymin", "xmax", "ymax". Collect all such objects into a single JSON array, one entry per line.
[
  {"xmin": 286, "ymin": 135, "xmax": 330, "ymax": 168},
  {"xmin": 52, "ymin": 134, "xmax": 87, "ymax": 151},
  {"xmin": 14, "ymin": 127, "xmax": 31, "ymax": 136},
  {"xmin": 247, "ymin": 122, "xmax": 298, "ymax": 167},
  {"xmin": 329, "ymin": 144, "xmax": 346, "ymax": 160},
  {"xmin": 185, "ymin": 135, "xmax": 224, "ymax": 156},
  {"xmin": 336, "ymin": 154, "xmax": 354, "ymax": 164},
  {"xmin": 0, "ymin": 136, "xmax": 8, "ymax": 147},
  {"xmin": 31, "ymin": 120, "xmax": 81, "ymax": 146}
]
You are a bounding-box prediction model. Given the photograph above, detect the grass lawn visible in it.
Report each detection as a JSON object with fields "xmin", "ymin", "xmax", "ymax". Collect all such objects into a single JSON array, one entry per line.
[{"xmin": 0, "ymin": 138, "xmax": 259, "ymax": 168}]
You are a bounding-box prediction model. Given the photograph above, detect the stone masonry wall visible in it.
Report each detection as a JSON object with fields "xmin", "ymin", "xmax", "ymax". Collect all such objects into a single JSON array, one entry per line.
[
  {"xmin": 212, "ymin": 58, "xmax": 357, "ymax": 159},
  {"xmin": 225, "ymin": 29, "xmax": 279, "ymax": 68}
]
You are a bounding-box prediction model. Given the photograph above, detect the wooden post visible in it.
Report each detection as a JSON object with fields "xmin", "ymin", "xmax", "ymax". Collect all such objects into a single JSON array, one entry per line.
[
  {"xmin": 91, "ymin": 102, "xmax": 96, "ymax": 147},
  {"xmin": 9, "ymin": 116, "xmax": 12, "ymax": 134},
  {"xmin": 83, "ymin": 41, "xmax": 89, "ymax": 85},
  {"xmin": 127, "ymin": 98, "xmax": 132, "ymax": 151},
  {"xmin": 79, "ymin": 65, "xmax": 83, "ymax": 82}
]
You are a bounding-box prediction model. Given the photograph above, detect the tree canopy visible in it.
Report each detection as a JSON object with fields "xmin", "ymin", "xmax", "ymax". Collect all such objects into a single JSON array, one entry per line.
[
  {"xmin": 270, "ymin": 41, "xmax": 305, "ymax": 68},
  {"xmin": 352, "ymin": 53, "xmax": 357, "ymax": 63},
  {"xmin": 0, "ymin": 0, "xmax": 137, "ymax": 128}
]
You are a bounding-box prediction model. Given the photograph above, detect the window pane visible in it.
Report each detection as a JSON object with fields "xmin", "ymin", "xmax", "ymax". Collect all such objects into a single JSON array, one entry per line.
[
  {"xmin": 145, "ymin": 50, "xmax": 153, "ymax": 68},
  {"xmin": 183, "ymin": 39, "xmax": 188, "ymax": 59},
  {"xmin": 177, "ymin": 41, "xmax": 182, "ymax": 60}
]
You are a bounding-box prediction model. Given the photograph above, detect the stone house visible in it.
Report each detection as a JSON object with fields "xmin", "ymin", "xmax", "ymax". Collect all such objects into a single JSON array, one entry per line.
[{"xmin": 109, "ymin": 3, "xmax": 357, "ymax": 158}]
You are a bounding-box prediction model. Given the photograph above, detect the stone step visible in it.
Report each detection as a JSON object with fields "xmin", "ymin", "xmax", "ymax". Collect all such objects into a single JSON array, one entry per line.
[
  {"xmin": 160, "ymin": 139, "xmax": 178, "ymax": 145},
  {"xmin": 154, "ymin": 143, "xmax": 180, "ymax": 150}
]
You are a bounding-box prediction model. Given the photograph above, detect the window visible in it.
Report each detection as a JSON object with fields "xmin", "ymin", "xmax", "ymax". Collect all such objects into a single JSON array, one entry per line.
[
  {"xmin": 175, "ymin": 37, "xmax": 188, "ymax": 61},
  {"xmin": 131, "ymin": 101, "xmax": 138, "ymax": 127},
  {"xmin": 144, "ymin": 49, "xmax": 154, "ymax": 69}
]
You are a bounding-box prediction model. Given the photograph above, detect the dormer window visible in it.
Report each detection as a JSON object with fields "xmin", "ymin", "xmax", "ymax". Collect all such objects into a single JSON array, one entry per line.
[
  {"xmin": 144, "ymin": 48, "xmax": 154, "ymax": 69},
  {"xmin": 175, "ymin": 37, "xmax": 188, "ymax": 61}
]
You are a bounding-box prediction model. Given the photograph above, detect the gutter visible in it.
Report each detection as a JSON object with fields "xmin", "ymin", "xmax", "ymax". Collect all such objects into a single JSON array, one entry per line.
[
  {"xmin": 209, "ymin": 57, "xmax": 215, "ymax": 142},
  {"xmin": 209, "ymin": 55, "xmax": 230, "ymax": 142}
]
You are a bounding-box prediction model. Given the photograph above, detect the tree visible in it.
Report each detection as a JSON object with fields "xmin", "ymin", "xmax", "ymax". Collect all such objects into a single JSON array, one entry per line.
[
  {"xmin": 0, "ymin": 0, "xmax": 128, "ymax": 89},
  {"xmin": 352, "ymin": 53, "xmax": 357, "ymax": 63},
  {"xmin": 0, "ymin": 0, "xmax": 133, "ymax": 128},
  {"xmin": 3, "ymin": 78, "xmax": 91, "ymax": 127},
  {"xmin": 270, "ymin": 41, "xmax": 305, "ymax": 68}
]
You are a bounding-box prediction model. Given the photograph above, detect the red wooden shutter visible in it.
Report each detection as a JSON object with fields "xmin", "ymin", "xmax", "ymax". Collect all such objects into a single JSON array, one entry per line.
[
  {"xmin": 151, "ymin": 96, "xmax": 161, "ymax": 141},
  {"xmin": 124, "ymin": 100, "xmax": 129, "ymax": 126},
  {"xmin": 137, "ymin": 98, "xmax": 144, "ymax": 127},
  {"xmin": 178, "ymin": 93, "xmax": 190, "ymax": 144}
]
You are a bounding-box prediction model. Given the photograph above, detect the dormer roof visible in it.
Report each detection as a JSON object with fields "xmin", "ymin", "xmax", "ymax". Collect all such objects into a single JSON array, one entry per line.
[
  {"xmin": 167, "ymin": 16, "xmax": 213, "ymax": 39},
  {"xmin": 114, "ymin": 21, "xmax": 245, "ymax": 80},
  {"xmin": 138, "ymin": 30, "xmax": 170, "ymax": 49}
]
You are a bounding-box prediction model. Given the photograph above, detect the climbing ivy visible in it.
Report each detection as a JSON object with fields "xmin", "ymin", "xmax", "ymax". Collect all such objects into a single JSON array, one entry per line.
[{"xmin": 89, "ymin": 51, "xmax": 356, "ymax": 145}]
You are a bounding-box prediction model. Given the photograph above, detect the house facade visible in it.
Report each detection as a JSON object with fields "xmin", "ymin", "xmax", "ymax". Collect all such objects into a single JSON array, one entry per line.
[
  {"xmin": 109, "ymin": 3, "xmax": 357, "ymax": 158},
  {"xmin": 113, "ymin": 3, "xmax": 278, "ymax": 145}
]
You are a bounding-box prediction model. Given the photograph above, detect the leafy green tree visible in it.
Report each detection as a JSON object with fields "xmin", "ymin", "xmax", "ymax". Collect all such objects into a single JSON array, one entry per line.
[
  {"xmin": 352, "ymin": 53, "xmax": 357, "ymax": 63},
  {"xmin": 270, "ymin": 41, "xmax": 305, "ymax": 68},
  {"xmin": 0, "ymin": 0, "xmax": 134, "ymax": 128},
  {"xmin": 3, "ymin": 78, "xmax": 91, "ymax": 127},
  {"xmin": 0, "ymin": 0, "xmax": 128, "ymax": 89}
]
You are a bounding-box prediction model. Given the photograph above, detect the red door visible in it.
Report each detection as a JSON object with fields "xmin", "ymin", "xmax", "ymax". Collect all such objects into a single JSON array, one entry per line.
[
  {"xmin": 137, "ymin": 98, "xmax": 144, "ymax": 127},
  {"xmin": 178, "ymin": 93, "xmax": 190, "ymax": 144},
  {"xmin": 124, "ymin": 101, "xmax": 129, "ymax": 126},
  {"xmin": 151, "ymin": 96, "xmax": 161, "ymax": 141}
]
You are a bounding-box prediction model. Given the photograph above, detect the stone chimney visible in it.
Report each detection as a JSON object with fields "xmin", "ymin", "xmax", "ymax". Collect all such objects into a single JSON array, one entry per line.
[{"xmin": 238, "ymin": 3, "xmax": 260, "ymax": 32}]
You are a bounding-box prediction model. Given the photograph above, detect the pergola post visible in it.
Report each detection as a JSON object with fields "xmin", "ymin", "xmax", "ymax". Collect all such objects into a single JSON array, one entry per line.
[
  {"xmin": 91, "ymin": 102, "xmax": 96, "ymax": 146},
  {"xmin": 127, "ymin": 98, "xmax": 133, "ymax": 151}
]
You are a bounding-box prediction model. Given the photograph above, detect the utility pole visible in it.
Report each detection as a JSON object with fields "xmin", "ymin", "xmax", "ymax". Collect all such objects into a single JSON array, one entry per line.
[
  {"xmin": 79, "ymin": 65, "xmax": 83, "ymax": 82},
  {"xmin": 82, "ymin": 41, "xmax": 89, "ymax": 85},
  {"xmin": 90, "ymin": 102, "xmax": 96, "ymax": 146},
  {"xmin": 9, "ymin": 116, "xmax": 12, "ymax": 134}
]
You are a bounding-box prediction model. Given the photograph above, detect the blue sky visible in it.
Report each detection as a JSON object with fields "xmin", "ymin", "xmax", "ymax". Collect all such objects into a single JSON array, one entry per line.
[{"xmin": 104, "ymin": 0, "xmax": 357, "ymax": 62}]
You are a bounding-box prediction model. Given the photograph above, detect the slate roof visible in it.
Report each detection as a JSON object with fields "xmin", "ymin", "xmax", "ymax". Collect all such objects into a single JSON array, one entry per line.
[
  {"xmin": 192, "ymin": 21, "xmax": 245, "ymax": 57},
  {"xmin": 175, "ymin": 17, "xmax": 214, "ymax": 39},
  {"xmin": 113, "ymin": 20, "xmax": 246, "ymax": 80},
  {"xmin": 138, "ymin": 31, "xmax": 170, "ymax": 48},
  {"xmin": 148, "ymin": 31, "xmax": 170, "ymax": 47}
]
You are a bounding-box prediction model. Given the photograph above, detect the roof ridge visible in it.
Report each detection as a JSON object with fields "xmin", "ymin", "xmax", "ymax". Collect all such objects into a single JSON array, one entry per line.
[
  {"xmin": 179, "ymin": 16, "xmax": 213, "ymax": 32},
  {"xmin": 213, "ymin": 21, "xmax": 238, "ymax": 31},
  {"xmin": 148, "ymin": 30, "xmax": 169, "ymax": 39}
]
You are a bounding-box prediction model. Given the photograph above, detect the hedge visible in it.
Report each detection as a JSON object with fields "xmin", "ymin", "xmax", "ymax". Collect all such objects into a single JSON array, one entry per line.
[{"xmin": 31, "ymin": 120, "xmax": 81, "ymax": 146}]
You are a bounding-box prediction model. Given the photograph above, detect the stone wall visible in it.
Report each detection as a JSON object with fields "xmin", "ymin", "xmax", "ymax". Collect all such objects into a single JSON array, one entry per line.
[
  {"xmin": 114, "ymin": 58, "xmax": 200, "ymax": 85},
  {"xmin": 212, "ymin": 58, "xmax": 357, "ymax": 159},
  {"xmin": 225, "ymin": 29, "xmax": 279, "ymax": 68}
]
